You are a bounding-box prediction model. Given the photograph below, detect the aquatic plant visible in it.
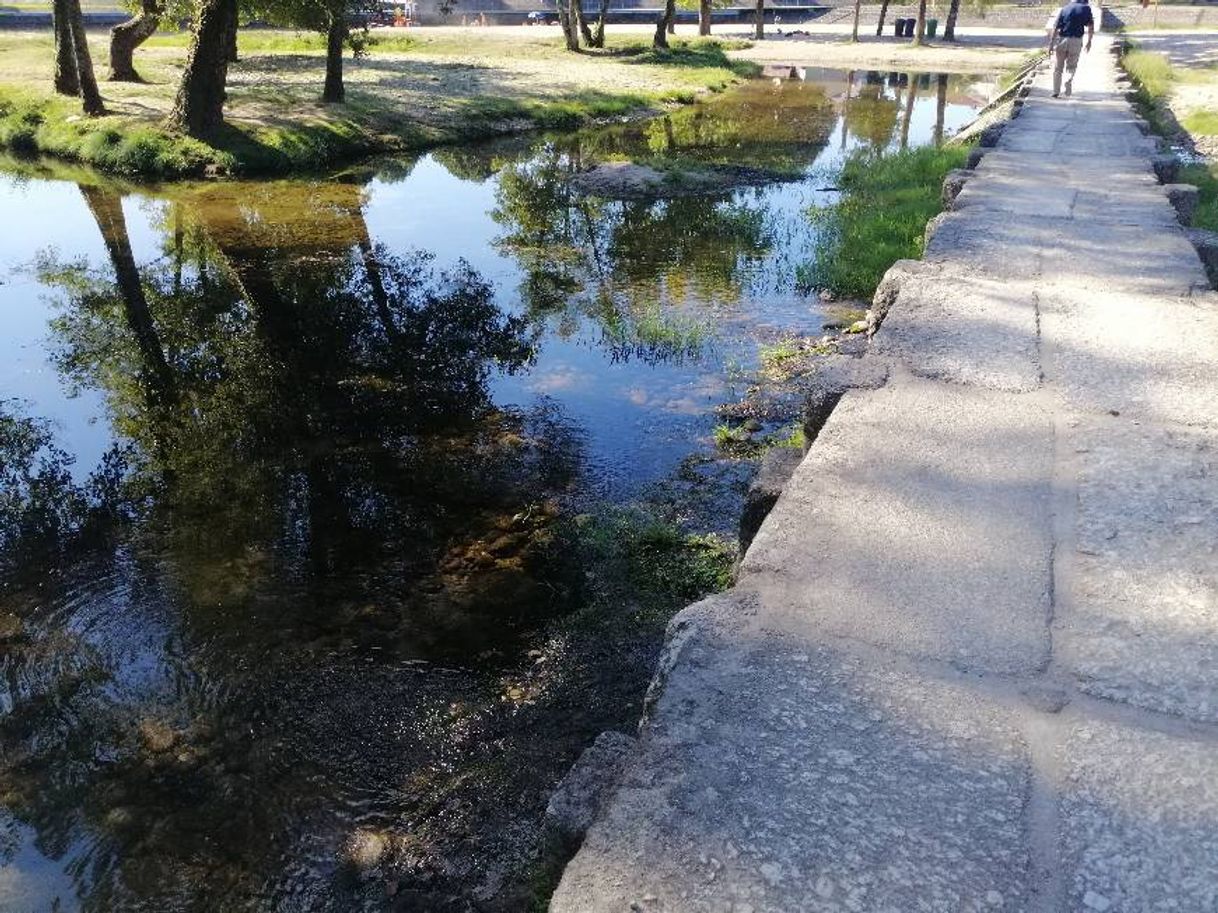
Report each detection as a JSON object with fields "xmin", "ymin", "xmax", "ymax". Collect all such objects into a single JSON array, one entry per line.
[{"xmin": 800, "ymin": 143, "xmax": 970, "ymax": 299}]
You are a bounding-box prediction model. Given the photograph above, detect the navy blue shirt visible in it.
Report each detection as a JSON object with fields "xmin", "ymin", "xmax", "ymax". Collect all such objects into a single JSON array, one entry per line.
[{"xmin": 1056, "ymin": 1, "xmax": 1094, "ymax": 38}]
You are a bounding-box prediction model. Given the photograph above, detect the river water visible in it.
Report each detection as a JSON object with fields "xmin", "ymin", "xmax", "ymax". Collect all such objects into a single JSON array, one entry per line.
[{"xmin": 0, "ymin": 69, "xmax": 988, "ymax": 912}]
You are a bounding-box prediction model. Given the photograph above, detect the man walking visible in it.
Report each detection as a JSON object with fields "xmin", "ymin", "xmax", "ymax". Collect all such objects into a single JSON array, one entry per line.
[{"xmin": 1047, "ymin": 0, "xmax": 1095, "ymax": 97}]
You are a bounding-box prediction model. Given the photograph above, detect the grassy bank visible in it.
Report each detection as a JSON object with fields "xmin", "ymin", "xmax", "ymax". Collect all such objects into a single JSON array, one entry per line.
[
  {"xmin": 1122, "ymin": 45, "xmax": 1177, "ymax": 134},
  {"xmin": 800, "ymin": 144, "xmax": 970, "ymax": 299},
  {"xmin": 1118, "ymin": 40, "xmax": 1218, "ymax": 230},
  {"xmin": 0, "ymin": 30, "xmax": 756, "ymax": 177}
]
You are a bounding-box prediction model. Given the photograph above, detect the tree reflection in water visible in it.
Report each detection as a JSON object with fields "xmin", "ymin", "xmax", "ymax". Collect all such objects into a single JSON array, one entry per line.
[
  {"xmin": 0, "ymin": 70, "xmax": 988, "ymax": 910},
  {"xmin": 1, "ymin": 179, "xmax": 589, "ymax": 912}
]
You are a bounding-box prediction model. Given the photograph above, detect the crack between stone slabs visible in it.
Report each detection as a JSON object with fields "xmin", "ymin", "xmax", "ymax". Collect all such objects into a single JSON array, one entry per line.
[
  {"xmin": 759, "ymin": 618, "xmax": 1218, "ymax": 745},
  {"xmin": 1020, "ymin": 708, "xmax": 1068, "ymax": 913}
]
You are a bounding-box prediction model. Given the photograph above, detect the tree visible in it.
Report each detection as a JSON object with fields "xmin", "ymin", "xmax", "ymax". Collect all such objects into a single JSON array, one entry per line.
[
  {"xmin": 590, "ymin": 0, "xmax": 610, "ymax": 46},
  {"xmin": 53, "ymin": 0, "xmax": 80, "ymax": 95},
  {"xmin": 556, "ymin": 0, "xmax": 580, "ymax": 50},
  {"xmin": 168, "ymin": 0, "xmax": 236, "ymax": 137},
  {"xmin": 944, "ymin": 0, "xmax": 960, "ymax": 40},
  {"xmin": 322, "ymin": 4, "xmax": 347, "ymax": 102},
  {"xmin": 109, "ymin": 0, "xmax": 164, "ymax": 82},
  {"xmin": 753, "ymin": 0, "xmax": 764, "ymax": 40},
  {"xmin": 53, "ymin": 0, "xmax": 106, "ymax": 115},
  {"xmin": 875, "ymin": 0, "xmax": 890, "ymax": 36},
  {"xmin": 851, "ymin": 0, "xmax": 862, "ymax": 41},
  {"xmin": 911, "ymin": 0, "xmax": 928, "ymax": 45},
  {"xmin": 678, "ymin": 0, "xmax": 726, "ymax": 38},
  {"xmin": 653, "ymin": 0, "xmax": 676, "ymax": 48}
]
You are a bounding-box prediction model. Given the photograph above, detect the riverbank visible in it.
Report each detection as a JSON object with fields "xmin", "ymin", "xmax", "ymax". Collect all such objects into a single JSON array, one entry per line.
[
  {"xmin": 0, "ymin": 22, "xmax": 1056, "ymax": 178},
  {"xmin": 0, "ymin": 30, "xmax": 757, "ymax": 177},
  {"xmin": 1118, "ymin": 34, "xmax": 1218, "ymax": 230}
]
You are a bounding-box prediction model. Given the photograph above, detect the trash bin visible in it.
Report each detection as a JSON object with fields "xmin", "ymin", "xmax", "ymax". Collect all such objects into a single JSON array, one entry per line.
[
  {"xmin": 893, "ymin": 17, "xmax": 906, "ymax": 36},
  {"xmin": 926, "ymin": 17, "xmax": 938, "ymax": 38},
  {"xmin": 903, "ymin": 17, "xmax": 916, "ymax": 36}
]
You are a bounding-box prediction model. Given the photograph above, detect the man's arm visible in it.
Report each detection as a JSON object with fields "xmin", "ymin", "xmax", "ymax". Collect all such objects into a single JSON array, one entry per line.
[
  {"xmin": 1086, "ymin": 5, "xmax": 1095, "ymax": 51},
  {"xmin": 1046, "ymin": 12, "xmax": 1059, "ymax": 51}
]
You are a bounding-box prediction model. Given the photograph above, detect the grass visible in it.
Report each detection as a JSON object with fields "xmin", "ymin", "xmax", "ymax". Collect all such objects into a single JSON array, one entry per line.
[
  {"xmin": 1180, "ymin": 161, "xmax": 1218, "ymax": 231},
  {"xmin": 1121, "ymin": 46, "xmax": 1179, "ymax": 134},
  {"xmin": 1182, "ymin": 109, "xmax": 1218, "ymax": 136},
  {"xmin": 0, "ymin": 31, "xmax": 752, "ymax": 177},
  {"xmin": 801, "ymin": 143, "xmax": 970, "ymax": 299},
  {"xmin": 1118, "ymin": 42, "xmax": 1218, "ymax": 230},
  {"xmin": 0, "ymin": 87, "xmax": 225, "ymax": 175}
]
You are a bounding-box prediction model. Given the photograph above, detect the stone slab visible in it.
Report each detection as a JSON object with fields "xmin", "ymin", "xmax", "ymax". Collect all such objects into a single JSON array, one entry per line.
[
  {"xmin": 923, "ymin": 210, "xmax": 1049, "ymax": 281},
  {"xmin": 1060, "ymin": 719, "xmax": 1218, "ymax": 912},
  {"xmin": 1040, "ymin": 286, "xmax": 1218, "ymax": 427},
  {"xmin": 1037, "ymin": 221, "xmax": 1209, "ymax": 296},
  {"xmin": 1058, "ymin": 420, "xmax": 1218, "ymax": 722},
  {"xmin": 551, "ymin": 618, "xmax": 1033, "ymax": 913},
  {"xmin": 742, "ymin": 378, "xmax": 1053, "ymax": 675},
  {"xmin": 875, "ymin": 273, "xmax": 1041, "ymax": 392}
]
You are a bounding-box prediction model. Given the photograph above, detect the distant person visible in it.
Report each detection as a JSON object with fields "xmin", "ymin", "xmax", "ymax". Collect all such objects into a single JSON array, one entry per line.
[{"xmin": 1046, "ymin": 0, "xmax": 1094, "ymax": 97}]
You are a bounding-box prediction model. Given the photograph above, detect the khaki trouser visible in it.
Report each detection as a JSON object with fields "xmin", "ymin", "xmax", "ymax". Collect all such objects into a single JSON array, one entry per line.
[{"xmin": 1054, "ymin": 37, "xmax": 1083, "ymax": 95}]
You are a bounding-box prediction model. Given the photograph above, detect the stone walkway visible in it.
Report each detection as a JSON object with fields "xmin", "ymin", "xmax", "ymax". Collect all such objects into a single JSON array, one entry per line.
[{"xmin": 550, "ymin": 37, "xmax": 1218, "ymax": 913}]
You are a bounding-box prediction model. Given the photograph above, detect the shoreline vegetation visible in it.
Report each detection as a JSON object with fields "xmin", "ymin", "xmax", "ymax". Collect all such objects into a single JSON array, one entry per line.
[
  {"xmin": 803, "ymin": 143, "xmax": 971, "ymax": 297},
  {"xmin": 1119, "ymin": 38, "xmax": 1218, "ymax": 230},
  {"xmin": 0, "ymin": 30, "xmax": 757, "ymax": 177}
]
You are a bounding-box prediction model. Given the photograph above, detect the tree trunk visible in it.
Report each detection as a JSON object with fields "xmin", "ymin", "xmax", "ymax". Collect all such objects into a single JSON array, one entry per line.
[
  {"xmin": 875, "ymin": 0, "xmax": 889, "ymax": 36},
  {"xmin": 591, "ymin": 0, "xmax": 609, "ymax": 46},
  {"xmin": 754, "ymin": 0, "xmax": 763, "ymax": 40},
  {"xmin": 79, "ymin": 184, "xmax": 176, "ymax": 407},
  {"xmin": 653, "ymin": 0, "xmax": 674, "ymax": 48},
  {"xmin": 225, "ymin": 9, "xmax": 239, "ymax": 61},
  {"xmin": 574, "ymin": 1, "xmax": 594, "ymax": 46},
  {"xmin": 698, "ymin": 0, "xmax": 710, "ymax": 35},
  {"xmin": 851, "ymin": 0, "xmax": 861, "ymax": 41},
  {"xmin": 65, "ymin": 0, "xmax": 106, "ymax": 114},
  {"xmin": 911, "ymin": 0, "xmax": 927, "ymax": 45},
  {"xmin": 53, "ymin": 0, "xmax": 80, "ymax": 95},
  {"xmin": 168, "ymin": 0, "xmax": 235, "ymax": 138},
  {"xmin": 109, "ymin": 0, "xmax": 161, "ymax": 82},
  {"xmin": 558, "ymin": 0, "xmax": 580, "ymax": 51},
  {"xmin": 933, "ymin": 72, "xmax": 948, "ymax": 144},
  {"xmin": 667, "ymin": 15, "xmax": 675, "ymax": 33},
  {"xmin": 944, "ymin": 0, "xmax": 960, "ymax": 40},
  {"xmin": 322, "ymin": 14, "xmax": 346, "ymax": 103}
]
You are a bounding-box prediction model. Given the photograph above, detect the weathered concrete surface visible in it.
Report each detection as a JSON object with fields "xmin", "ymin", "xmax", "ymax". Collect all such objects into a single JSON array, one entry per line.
[
  {"xmin": 1059, "ymin": 720, "xmax": 1218, "ymax": 911},
  {"xmin": 1057, "ymin": 420, "xmax": 1218, "ymax": 722},
  {"xmin": 551, "ymin": 603, "xmax": 1033, "ymax": 913},
  {"xmin": 875, "ymin": 272, "xmax": 1041, "ymax": 391},
  {"xmin": 551, "ymin": 35, "xmax": 1218, "ymax": 912},
  {"xmin": 743, "ymin": 376, "xmax": 1053, "ymax": 675}
]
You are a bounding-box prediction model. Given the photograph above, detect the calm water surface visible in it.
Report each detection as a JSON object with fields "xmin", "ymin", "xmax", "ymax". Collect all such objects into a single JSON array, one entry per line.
[{"xmin": 0, "ymin": 69, "xmax": 989, "ymax": 912}]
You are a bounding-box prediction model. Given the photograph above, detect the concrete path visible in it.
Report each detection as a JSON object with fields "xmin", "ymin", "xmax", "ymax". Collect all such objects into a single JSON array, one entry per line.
[{"xmin": 551, "ymin": 36, "xmax": 1218, "ymax": 913}]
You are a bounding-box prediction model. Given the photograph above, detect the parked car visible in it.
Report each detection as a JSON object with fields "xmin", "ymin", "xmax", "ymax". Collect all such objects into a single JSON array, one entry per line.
[{"xmin": 525, "ymin": 10, "xmax": 560, "ymax": 24}]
